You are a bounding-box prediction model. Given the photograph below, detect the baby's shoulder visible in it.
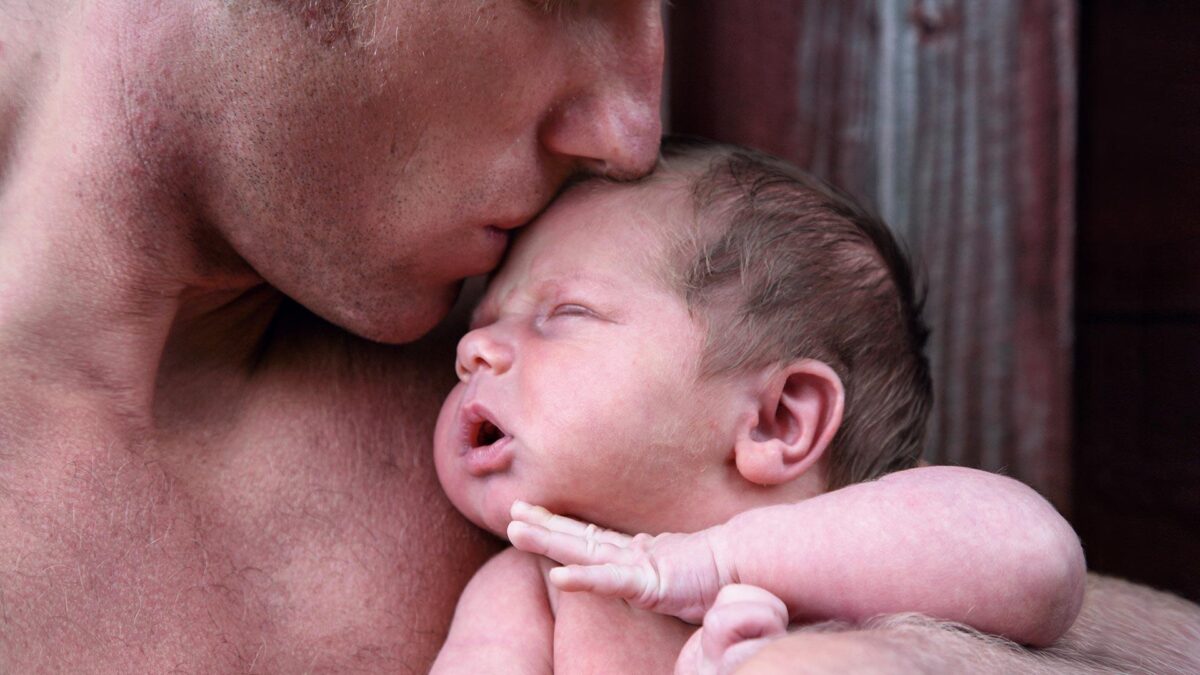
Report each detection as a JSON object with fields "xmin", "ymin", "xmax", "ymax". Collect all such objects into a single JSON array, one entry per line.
[
  {"xmin": 551, "ymin": 577, "xmax": 694, "ymax": 673},
  {"xmin": 469, "ymin": 546, "xmax": 555, "ymax": 595},
  {"xmin": 478, "ymin": 548, "xmax": 694, "ymax": 673}
]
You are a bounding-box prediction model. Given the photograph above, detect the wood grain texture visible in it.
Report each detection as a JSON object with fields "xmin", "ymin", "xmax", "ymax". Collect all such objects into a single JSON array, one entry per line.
[{"xmin": 670, "ymin": 0, "xmax": 1076, "ymax": 508}]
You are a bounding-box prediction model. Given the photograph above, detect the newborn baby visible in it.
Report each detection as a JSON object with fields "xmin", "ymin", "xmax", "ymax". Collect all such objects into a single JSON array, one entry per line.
[{"xmin": 432, "ymin": 137, "xmax": 1085, "ymax": 673}]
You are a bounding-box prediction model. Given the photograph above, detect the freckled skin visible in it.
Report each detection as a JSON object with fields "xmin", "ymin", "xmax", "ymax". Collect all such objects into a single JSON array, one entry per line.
[{"xmin": 0, "ymin": 0, "xmax": 662, "ymax": 671}]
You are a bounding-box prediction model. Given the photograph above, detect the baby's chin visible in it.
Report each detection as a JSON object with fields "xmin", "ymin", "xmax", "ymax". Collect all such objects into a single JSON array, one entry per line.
[
  {"xmin": 463, "ymin": 490, "xmax": 514, "ymax": 540},
  {"xmin": 437, "ymin": 467, "xmax": 515, "ymax": 540}
]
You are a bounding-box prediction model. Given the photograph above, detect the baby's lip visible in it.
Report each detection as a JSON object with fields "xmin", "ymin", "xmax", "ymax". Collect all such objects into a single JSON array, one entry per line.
[
  {"xmin": 461, "ymin": 401, "xmax": 501, "ymax": 446},
  {"xmin": 459, "ymin": 400, "xmax": 515, "ymax": 476}
]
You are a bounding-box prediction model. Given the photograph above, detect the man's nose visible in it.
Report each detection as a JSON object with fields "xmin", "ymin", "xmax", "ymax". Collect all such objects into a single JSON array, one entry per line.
[
  {"xmin": 539, "ymin": 3, "xmax": 664, "ymax": 180},
  {"xmin": 455, "ymin": 327, "xmax": 514, "ymax": 382}
]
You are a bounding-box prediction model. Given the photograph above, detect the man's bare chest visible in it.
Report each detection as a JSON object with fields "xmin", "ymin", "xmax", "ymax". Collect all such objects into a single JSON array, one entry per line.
[{"xmin": 0, "ymin": 334, "xmax": 500, "ymax": 672}]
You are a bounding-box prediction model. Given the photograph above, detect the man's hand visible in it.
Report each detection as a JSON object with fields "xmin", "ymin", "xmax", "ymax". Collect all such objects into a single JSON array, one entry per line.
[{"xmin": 507, "ymin": 501, "xmax": 734, "ymax": 624}]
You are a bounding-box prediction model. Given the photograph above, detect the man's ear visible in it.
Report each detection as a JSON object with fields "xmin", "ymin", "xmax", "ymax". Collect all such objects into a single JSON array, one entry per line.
[{"xmin": 733, "ymin": 359, "xmax": 845, "ymax": 486}]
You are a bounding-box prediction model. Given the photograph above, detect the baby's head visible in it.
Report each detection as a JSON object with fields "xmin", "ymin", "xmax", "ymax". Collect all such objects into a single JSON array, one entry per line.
[{"xmin": 434, "ymin": 137, "xmax": 931, "ymax": 537}]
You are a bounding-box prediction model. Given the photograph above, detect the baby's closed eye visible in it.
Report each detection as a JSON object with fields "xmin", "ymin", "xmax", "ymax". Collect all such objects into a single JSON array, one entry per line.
[{"xmin": 548, "ymin": 303, "xmax": 596, "ymax": 319}]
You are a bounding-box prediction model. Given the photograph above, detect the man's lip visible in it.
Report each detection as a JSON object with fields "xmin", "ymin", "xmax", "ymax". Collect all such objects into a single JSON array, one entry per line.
[
  {"xmin": 460, "ymin": 226, "xmax": 511, "ymax": 277},
  {"xmin": 488, "ymin": 218, "xmax": 526, "ymax": 231},
  {"xmin": 482, "ymin": 225, "xmax": 511, "ymax": 251},
  {"xmin": 478, "ymin": 220, "xmax": 520, "ymax": 251},
  {"xmin": 466, "ymin": 206, "xmax": 541, "ymax": 275}
]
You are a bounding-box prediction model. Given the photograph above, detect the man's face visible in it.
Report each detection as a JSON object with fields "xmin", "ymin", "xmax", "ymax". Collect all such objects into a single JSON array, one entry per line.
[
  {"xmin": 433, "ymin": 183, "xmax": 745, "ymax": 537},
  {"xmin": 192, "ymin": 0, "xmax": 664, "ymax": 342}
]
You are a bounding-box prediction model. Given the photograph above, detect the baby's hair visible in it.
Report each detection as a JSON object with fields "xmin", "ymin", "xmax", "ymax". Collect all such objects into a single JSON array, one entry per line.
[{"xmin": 652, "ymin": 135, "xmax": 933, "ymax": 489}]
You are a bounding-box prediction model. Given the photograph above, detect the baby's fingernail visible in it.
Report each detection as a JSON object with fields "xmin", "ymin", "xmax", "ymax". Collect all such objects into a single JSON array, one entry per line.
[
  {"xmin": 508, "ymin": 520, "xmax": 529, "ymax": 538},
  {"xmin": 511, "ymin": 500, "xmax": 528, "ymax": 516},
  {"xmin": 548, "ymin": 567, "xmax": 568, "ymax": 586}
]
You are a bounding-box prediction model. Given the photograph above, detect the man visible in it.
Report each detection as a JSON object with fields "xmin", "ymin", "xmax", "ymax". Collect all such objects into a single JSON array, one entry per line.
[
  {"xmin": 0, "ymin": 1, "xmax": 1196, "ymax": 673},
  {"xmin": 1, "ymin": 1, "xmax": 660, "ymax": 670},
  {"xmin": 738, "ymin": 573, "xmax": 1200, "ymax": 674}
]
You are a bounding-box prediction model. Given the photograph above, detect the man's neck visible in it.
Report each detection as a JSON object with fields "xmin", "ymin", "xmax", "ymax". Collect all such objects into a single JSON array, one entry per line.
[{"xmin": 0, "ymin": 3, "xmax": 270, "ymax": 438}]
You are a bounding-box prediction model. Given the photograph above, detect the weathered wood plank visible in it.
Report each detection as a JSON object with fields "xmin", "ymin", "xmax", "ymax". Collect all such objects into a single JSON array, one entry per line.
[{"xmin": 669, "ymin": 0, "xmax": 1076, "ymax": 508}]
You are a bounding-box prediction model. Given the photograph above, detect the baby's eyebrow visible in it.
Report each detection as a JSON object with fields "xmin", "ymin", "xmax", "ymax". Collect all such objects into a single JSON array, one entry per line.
[{"xmin": 532, "ymin": 274, "xmax": 621, "ymax": 297}]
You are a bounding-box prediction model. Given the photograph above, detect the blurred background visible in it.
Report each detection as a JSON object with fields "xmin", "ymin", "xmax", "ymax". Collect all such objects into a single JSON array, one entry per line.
[{"xmin": 664, "ymin": 0, "xmax": 1198, "ymax": 602}]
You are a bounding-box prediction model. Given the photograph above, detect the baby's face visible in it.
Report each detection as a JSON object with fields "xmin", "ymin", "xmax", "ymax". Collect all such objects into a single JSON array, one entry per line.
[{"xmin": 434, "ymin": 183, "xmax": 745, "ymax": 537}]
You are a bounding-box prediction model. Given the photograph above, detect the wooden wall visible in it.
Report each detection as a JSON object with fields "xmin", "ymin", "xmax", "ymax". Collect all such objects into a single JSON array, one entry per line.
[
  {"xmin": 669, "ymin": 1, "xmax": 1077, "ymax": 509},
  {"xmin": 1074, "ymin": 0, "xmax": 1200, "ymax": 602}
]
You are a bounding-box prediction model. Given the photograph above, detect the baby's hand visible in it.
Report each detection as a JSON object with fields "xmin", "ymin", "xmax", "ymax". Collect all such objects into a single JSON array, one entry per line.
[
  {"xmin": 675, "ymin": 584, "xmax": 790, "ymax": 675},
  {"xmin": 507, "ymin": 501, "xmax": 733, "ymax": 624}
]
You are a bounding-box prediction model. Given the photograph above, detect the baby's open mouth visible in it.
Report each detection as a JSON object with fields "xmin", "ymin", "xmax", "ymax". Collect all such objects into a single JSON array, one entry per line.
[
  {"xmin": 473, "ymin": 418, "xmax": 508, "ymax": 448},
  {"xmin": 461, "ymin": 408, "xmax": 516, "ymax": 476}
]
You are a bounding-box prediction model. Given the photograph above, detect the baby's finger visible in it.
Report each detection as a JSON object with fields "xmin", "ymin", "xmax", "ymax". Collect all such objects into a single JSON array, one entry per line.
[
  {"xmin": 711, "ymin": 584, "xmax": 789, "ymax": 623},
  {"xmin": 548, "ymin": 564, "xmax": 656, "ymax": 603},
  {"xmin": 508, "ymin": 521, "xmax": 640, "ymax": 566},
  {"xmin": 714, "ymin": 636, "xmax": 781, "ymax": 675},
  {"xmin": 675, "ymin": 621, "xmax": 781, "ymax": 675},
  {"xmin": 510, "ymin": 501, "xmax": 632, "ymax": 547},
  {"xmin": 700, "ymin": 585, "xmax": 789, "ymax": 663}
]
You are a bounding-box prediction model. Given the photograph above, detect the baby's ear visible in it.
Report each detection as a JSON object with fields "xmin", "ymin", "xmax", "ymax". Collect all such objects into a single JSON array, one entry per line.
[{"xmin": 733, "ymin": 359, "xmax": 844, "ymax": 486}]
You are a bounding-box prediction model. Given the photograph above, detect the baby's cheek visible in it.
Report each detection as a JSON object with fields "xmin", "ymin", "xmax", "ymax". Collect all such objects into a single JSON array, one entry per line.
[
  {"xmin": 435, "ymin": 465, "xmax": 500, "ymax": 537},
  {"xmin": 432, "ymin": 390, "xmax": 461, "ymax": 475},
  {"xmin": 432, "ymin": 386, "xmax": 480, "ymax": 523}
]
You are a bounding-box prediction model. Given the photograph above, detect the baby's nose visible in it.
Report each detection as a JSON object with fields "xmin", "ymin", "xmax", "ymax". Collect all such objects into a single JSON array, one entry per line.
[{"xmin": 455, "ymin": 327, "xmax": 514, "ymax": 381}]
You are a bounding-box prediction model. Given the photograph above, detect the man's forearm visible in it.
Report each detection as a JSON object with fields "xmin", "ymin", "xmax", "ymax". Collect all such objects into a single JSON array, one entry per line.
[{"xmin": 735, "ymin": 574, "xmax": 1200, "ymax": 675}]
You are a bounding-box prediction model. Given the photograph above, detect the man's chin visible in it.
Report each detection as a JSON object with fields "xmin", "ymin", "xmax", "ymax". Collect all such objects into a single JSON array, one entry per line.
[
  {"xmin": 328, "ymin": 284, "xmax": 461, "ymax": 345},
  {"xmin": 364, "ymin": 311, "xmax": 446, "ymax": 345}
]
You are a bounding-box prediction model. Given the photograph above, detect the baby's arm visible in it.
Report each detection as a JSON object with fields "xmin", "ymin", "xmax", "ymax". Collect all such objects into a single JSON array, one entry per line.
[
  {"xmin": 431, "ymin": 547, "xmax": 554, "ymax": 674},
  {"xmin": 715, "ymin": 466, "xmax": 1085, "ymax": 645},
  {"xmin": 510, "ymin": 465, "xmax": 1086, "ymax": 646}
]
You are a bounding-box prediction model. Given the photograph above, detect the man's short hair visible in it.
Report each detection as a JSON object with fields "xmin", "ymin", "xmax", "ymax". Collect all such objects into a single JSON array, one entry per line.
[{"xmin": 655, "ymin": 136, "xmax": 933, "ymax": 490}]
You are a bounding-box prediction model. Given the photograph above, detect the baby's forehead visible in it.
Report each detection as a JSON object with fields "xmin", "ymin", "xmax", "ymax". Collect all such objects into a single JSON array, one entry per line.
[
  {"xmin": 554, "ymin": 176, "xmax": 694, "ymax": 245},
  {"xmin": 475, "ymin": 179, "xmax": 692, "ymax": 313},
  {"xmin": 554, "ymin": 180, "xmax": 694, "ymax": 270}
]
